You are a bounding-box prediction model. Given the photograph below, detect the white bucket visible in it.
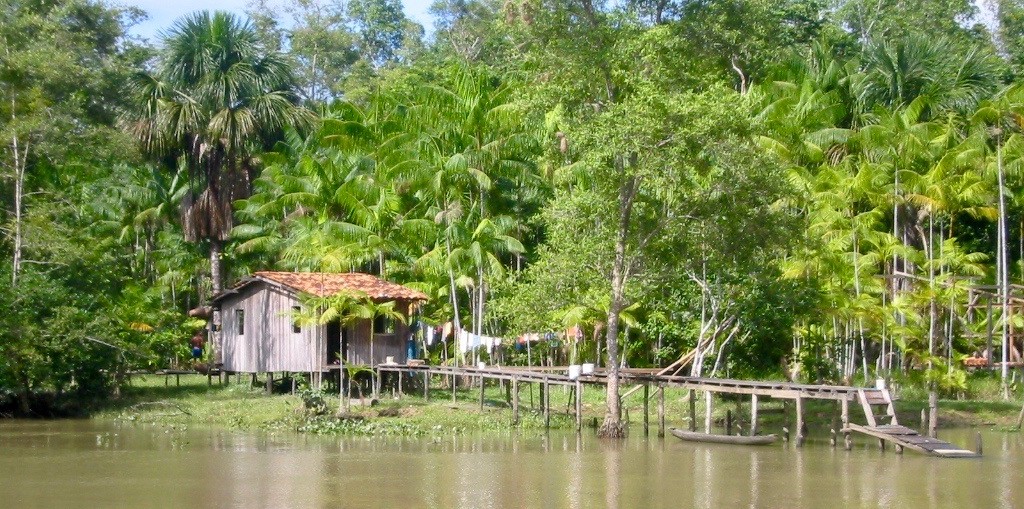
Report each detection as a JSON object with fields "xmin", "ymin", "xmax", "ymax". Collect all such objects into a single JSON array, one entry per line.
[
  {"xmin": 568, "ymin": 365, "xmax": 581, "ymax": 380},
  {"xmin": 385, "ymin": 356, "xmax": 395, "ymax": 365},
  {"xmin": 581, "ymin": 363, "xmax": 595, "ymax": 375},
  {"xmin": 477, "ymin": 361, "xmax": 487, "ymax": 369},
  {"xmin": 875, "ymin": 378, "xmax": 886, "ymax": 390}
]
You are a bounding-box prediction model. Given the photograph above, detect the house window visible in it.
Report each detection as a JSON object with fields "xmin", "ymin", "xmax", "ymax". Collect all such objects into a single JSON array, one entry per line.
[
  {"xmin": 235, "ymin": 309, "xmax": 245, "ymax": 336},
  {"xmin": 292, "ymin": 306, "xmax": 301, "ymax": 334},
  {"xmin": 374, "ymin": 315, "xmax": 395, "ymax": 334}
]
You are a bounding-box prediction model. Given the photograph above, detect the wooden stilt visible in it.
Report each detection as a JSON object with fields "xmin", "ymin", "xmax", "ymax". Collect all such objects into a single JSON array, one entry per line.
[
  {"xmin": 398, "ymin": 370, "xmax": 403, "ymax": 399},
  {"xmin": 841, "ymin": 397, "xmax": 851, "ymax": 450},
  {"xmin": 688, "ymin": 389, "xmax": 696, "ymax": 432},
  {"xmin": 795, "ymin": 395, "xmax": 805, "ymax": 447},
  {"xmin": 266, "ymin": 372, "xmax": 273, "ymax": 395},
  {"xmin": 164, "ymin": 375, "xmax": 168, "ymax": 387},
  {"xmin": 750, "ymin": 394, "xmax": 759, "ymax": 436},
  {"xmin": 451, "ymin": 372, "xmax": 457, "ymax": 403},
  {"xmin": 725, "ymin": 410, "xmax": 733, "ymax": 435},
  {"xmin": 375, "ymin": 369, "xmax": 382, "ymax": 400},
  {"xmin": 543, "ymin": 377, "xmax": 551, "ymax": 429},
  {"xmin": 704, "ymin": 391, "xmax": 713, "ymax": 434},
  {"xmin": 575, "ymin": 380, "xmax": 583, "ymax": 432},
  {"xmin": 657, "ymin": 385, "xmax": 666, "ymax": 438},
  {"xmin": 643, "ymin": 384, "xmax": 650, "ymax": 436},
  {"xmin": 479, "ymin": 375, "xmax": 485, "ymax": 411},
  {"xmin": 512, "ymin": 377, "xmax": 520, "ymax": 425},
  {"xmin": 928, "ymin": 389, "xmax": 938, "ymax": 438}
]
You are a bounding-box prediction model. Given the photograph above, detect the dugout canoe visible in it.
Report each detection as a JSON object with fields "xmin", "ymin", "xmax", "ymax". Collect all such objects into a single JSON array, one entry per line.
[{"xmin": 669, "ymin": 428, "xmax": 777, "ymax": 446}]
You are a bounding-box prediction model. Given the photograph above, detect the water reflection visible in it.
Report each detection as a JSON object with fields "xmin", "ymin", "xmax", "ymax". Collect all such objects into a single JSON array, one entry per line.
[{"xmin": 0, "ymin": 422, "xmax": 1020, "ymax": 508}]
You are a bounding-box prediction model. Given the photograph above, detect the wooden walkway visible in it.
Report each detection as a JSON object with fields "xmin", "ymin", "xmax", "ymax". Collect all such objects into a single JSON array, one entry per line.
[
  {"xmin": 373, "ymin": 363, "xmax": 981, "ymax": 458},
  {"xmin": 845, "ymin": 423, "xmax": 980, "ymax": 458}
]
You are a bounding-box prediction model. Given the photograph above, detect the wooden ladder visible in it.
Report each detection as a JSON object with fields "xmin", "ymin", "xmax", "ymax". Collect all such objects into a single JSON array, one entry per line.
[
  {"xmin": 857, "ymin": 388, "xmax": 898, "ymax": 427},
  {"xmin": 858, "ymin": 388, "xmax": 900, "ymax": 451}
]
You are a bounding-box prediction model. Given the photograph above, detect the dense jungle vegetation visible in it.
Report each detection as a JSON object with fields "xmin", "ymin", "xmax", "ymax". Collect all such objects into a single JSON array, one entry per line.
[{"xmin": 6, "ymin": 0, "xmax": 1024, "ymax": 434}]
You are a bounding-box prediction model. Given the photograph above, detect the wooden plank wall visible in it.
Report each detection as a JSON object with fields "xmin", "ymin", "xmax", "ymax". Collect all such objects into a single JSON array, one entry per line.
[
  {"xmin": 219, "ymin": 284, "xmax": 322, "ymax": 373},
  {"xmin": 219, "ymin": 282, "xmax": 415, "ymax": 371},
  {"xmin": 345, "ymin": 319, "xmax": 409, "ymax": 366}
]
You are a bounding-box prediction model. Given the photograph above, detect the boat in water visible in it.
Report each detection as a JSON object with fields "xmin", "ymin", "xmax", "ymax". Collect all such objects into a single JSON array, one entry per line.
[{"xmin": 669, "ymin": 427, "xmax": 777, "ymax": 446}]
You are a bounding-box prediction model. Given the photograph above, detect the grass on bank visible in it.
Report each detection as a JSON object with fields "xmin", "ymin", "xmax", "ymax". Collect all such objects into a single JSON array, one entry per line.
[{"xmin": 95, "ymin": 370, "xmax": 1024, "ymax": 436}]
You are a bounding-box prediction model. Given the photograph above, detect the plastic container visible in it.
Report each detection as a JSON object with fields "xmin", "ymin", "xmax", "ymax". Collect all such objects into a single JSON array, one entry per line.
[
  {"xmin": 478, "ymin": 361, "xmax": 487, "ymax": 369},
  {"xmin": 568, "ymin": 365, "xmax": 581, "ymax": 380},
  {"xmin": 582, "ymin": 363, "xmax": 595, "ymax": 375}
]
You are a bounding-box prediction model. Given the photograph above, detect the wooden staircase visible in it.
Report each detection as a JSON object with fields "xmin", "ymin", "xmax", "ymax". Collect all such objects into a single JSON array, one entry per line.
[
  {"xmin": 858, "ymin": 388, "xmax": 897, "ymax": 427},
  {"xmin": 849, "ymin": 388, "xmax": 979, "ymax": 458}
]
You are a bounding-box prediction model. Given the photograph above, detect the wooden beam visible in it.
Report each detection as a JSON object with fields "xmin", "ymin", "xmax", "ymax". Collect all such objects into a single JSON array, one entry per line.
[
  {"xmin": 575, "ymin": 380, "xmax": 583, "ymax": 432},
  {"xmin": 657, "ymin": 385, "xmax": 666, "ymax": 438},
  {"xmin": 795, "ymin": 395, "xmax": 805, "ymax": 447},
  {"xmin": 543, "ymin": 377, "xmax": 551, "ymax": 429},
  {"xmin": 704, "ymin": 391, "xmax": 713, "ymax": 434},
  {"xmin": 479, "ymin": 374, "xmax": 485, "ymax": 411},
  {"xmin": 688, "ymin": 389, "xmax": 696, "ymax": 432},
  {"xmin": 750, "ymin": 394, "xmax": 759, "ymax": 437},
  {"xmin": 512, "ymin": 376, "xmax": 520, "ymax": 425},
  {"xmin": 643, "ymin": 384, "xmax": 650, "ymax": 436}
]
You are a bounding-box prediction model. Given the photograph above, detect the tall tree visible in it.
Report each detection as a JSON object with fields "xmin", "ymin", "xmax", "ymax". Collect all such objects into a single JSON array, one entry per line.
[{"xmin": 125, "ymin": 11, "xmax": 313, "ymax": 295}]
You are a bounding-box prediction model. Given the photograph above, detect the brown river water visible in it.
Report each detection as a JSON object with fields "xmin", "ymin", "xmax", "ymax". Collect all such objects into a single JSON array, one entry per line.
[{"xmin": 0, "ymin": 420, "xmax": 1022, "ymax": 508}]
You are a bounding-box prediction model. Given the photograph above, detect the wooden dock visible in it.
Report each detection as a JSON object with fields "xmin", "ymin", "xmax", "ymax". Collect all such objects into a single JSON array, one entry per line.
[
  {"xmin": 373, "ymin": 363, "xmax": 980, "ymax": 458},
  {"xmin": 845, "ymin": 423, "xmax": 980, "ymax": 458}
]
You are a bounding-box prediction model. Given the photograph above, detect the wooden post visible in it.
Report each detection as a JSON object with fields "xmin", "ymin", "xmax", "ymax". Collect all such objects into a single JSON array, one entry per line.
[
  {"xmin": 423, "ymin": 372, "xmax": 429, "ymax": 400},
  {"xmin": 575, "ymin": 380, "xmax": 583, "ymax": 432},
  {"xmin": 976, "ymin": 432, "xmax": 983, "ymax": 456},
  {"xmin": 538, "ymin": 381, "xmax": 545, "ymax": 412},
  {"xmin": 265, "ymin": 372, "xmax": 273, "ymax": 395},
  {"xmin": 688, "ymin": 389, "xmax": 697, "ymax": 432},
  {"xmin": 164, "ymin": 375, "xmax": 168, "ymax": 387},
  {"xmin": 643, "ymin": 384, "xmax": 650, "ymax": 436},
  {"xmin": 928, "ymin": 390, "xmax": 938, "ymax": 438},
  {"xmin": 842, "ymin": 397, "xmax": 851, "ymax": 450},
  {"xmin": 795, "ymin": 395, "xmax": 805, "ymax": 447},
  {"xmin": 725, "ymin": 410, "xmax": 733, "ymax": 435},
  {"xmin": 543, "ymin": 377, "xmax": 551, "ymax": 429},
  {"xmin": 451, "ymin": 371, "xmax": 457, "ymax": 403},
  {"xmin": 510, "ymin": 377, "xmax": 519, "ymax": 425},
  {"xmin": 375, "ymin": 369, "xmax": 382, "ymax": 400},
  {"xmin": 479, "ymin": 375, "xmax": 485, "ymax": 411},
  {"xmin": 750, "ymin": 394, "xmax": 759, "ymax": 436},
  {"xmin": 206, "ymin": 371, "xmax": 211, "ymax": 387},
  {"xmin": 657, "ymin": 385, "xmax": 666, "ymax": 437},
  {"xmin": 704, "ymin": 391, "xmax": 713, "ymax": 434},
  {"xmin": 398, "ymin": 370, "xmax": 403, "ymax": 399}
]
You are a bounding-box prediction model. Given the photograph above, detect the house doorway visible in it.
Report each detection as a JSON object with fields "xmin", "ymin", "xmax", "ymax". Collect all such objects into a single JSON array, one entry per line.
[{"xmin": 326, "ymin": 320, "xmax": 347, "ymax": 365}]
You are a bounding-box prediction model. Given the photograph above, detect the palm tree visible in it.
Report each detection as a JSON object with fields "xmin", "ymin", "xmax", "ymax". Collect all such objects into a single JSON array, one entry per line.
[
  {"xmin": 971, "ymin": 85, "xmax": 1024, "ymax": 397},
  {"xmin": 124, "ymin": 11, "xmax": 313, "ymax": 295}
]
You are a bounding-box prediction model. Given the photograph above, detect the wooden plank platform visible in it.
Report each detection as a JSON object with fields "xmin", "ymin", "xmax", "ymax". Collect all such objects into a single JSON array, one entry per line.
[
  {"xmin": 376, "ymin": 364, "xmax": 887, "ymax": 403},
  {"xmin": 845, "ymin": 423, "xmax": 980, "ymax": 458}
]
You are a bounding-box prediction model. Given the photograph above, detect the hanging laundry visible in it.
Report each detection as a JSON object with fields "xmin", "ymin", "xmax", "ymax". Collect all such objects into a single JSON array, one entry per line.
[{"xmin": 425, "ymin": 324, "xmax": 436, "ymax": 346}]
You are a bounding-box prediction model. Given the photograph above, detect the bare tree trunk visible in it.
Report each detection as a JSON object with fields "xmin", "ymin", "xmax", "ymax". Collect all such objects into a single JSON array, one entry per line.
[
  {"xmin": 599, "ymin": 172, "xmax": 638, "ymax": 439},
  {"xmin": 11, "ymin": 133, "xmax": 26, "ymax": 286}
]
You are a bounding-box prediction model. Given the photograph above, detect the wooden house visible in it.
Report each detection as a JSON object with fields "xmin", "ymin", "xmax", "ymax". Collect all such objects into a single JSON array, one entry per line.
[{"xmin": 210, "ymin": 271, "xmax": 428, "ymax": 374}]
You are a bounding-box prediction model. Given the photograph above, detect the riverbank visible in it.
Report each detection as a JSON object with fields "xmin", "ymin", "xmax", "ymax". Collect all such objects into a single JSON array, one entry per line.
[{"xmin": 90, "ymin": 373, "xmax": 1024, "ymax": 436}]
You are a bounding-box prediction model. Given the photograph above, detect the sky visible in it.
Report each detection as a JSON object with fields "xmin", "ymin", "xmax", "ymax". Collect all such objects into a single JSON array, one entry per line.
[{"xmin": 124, "ymin": 0, "xmax": 437, "ymax": 43}]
